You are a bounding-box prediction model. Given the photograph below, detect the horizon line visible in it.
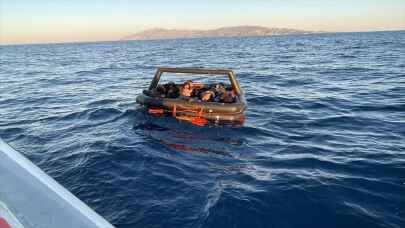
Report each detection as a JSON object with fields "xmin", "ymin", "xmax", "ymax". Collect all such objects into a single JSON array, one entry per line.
[{"xmin": 1, "ymin": 28, "xmax": 404, "ymax": 46}]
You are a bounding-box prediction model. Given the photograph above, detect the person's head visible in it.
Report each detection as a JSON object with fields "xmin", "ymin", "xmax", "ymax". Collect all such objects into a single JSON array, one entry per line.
[
  {"xmin": 166, "ymin": 81, "xmax": 176, "ymax": 88},
  {"xmin": 214, "ymin": 83, "xmax": 224, "ymax": 90},
  {"xmin": 183, "ymin": 80, "xmax": 193, "ymax": 89},
  {"xmin": 167, "ymin": 88, "xmax": 179, "ymax": 98},
  {"xmin": 200, "ymin": 90, "xmax": 215, "ymax": 102},
  {"xmin": 156, "ymin": 85, "xmax": 166, "ymax": 94},
  {"xmin": 219, "ymin": 90, "xmax": 237, "ymax": 103},
  {"xmin": 212, "ymin": 83, "xmax": 226, "ymax": 94}
]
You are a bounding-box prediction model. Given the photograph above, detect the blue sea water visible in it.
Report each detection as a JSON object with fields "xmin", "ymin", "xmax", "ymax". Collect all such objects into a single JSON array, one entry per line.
[{"xmin": 0, "ymin": 31, "xmax": 405, "ymax": 228}]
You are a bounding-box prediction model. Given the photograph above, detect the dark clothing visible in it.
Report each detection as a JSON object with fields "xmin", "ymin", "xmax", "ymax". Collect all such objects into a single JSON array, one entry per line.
[
  {"xmin": 152, "ymin": 82, "xmax": 235, "ymax": 103},
  {"xmin": 164, "ymin": 82, "xmax": 180, "ymax": 98},
  {"xmin": 219, "ymin": 93, "xmax": 235, "ymax": 103}
]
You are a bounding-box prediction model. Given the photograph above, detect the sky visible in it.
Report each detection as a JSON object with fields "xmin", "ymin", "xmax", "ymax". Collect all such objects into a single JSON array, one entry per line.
[{"xmin": 1, "ymin": 0, "xmax": 404, "ymax": 44}]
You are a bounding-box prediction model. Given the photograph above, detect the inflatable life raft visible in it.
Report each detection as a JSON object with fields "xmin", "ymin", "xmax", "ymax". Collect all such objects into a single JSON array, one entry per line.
[{"xmin": 136, "ymin": 67, "xmax": 247, "ymax": 125}]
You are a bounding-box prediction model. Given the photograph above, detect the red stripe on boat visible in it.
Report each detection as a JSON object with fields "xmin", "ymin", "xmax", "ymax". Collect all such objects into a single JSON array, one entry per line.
[{"xmin": 0, "ymin": 218, "xmax": 11, "ymax": 228}]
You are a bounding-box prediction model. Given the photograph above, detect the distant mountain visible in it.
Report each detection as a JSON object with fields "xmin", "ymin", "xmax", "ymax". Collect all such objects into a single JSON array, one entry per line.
[{"xmin": 121, "ymin": 26, "xmax": 314, "ymax": 41}]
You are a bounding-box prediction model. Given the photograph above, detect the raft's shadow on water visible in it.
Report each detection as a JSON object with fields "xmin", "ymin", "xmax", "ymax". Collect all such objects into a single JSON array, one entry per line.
[{"xmin": 131, "ymin": 109, "xmax": 248, "ymax": 157}]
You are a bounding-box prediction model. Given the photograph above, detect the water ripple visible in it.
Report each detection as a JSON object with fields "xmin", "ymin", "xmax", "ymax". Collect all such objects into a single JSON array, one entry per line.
[{"xmin": 1, "ymin": 31, "xmax": 405, "ymax": 228}]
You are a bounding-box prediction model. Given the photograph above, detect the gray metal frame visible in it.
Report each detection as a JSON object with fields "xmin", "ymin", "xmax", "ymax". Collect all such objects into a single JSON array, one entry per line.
[{"xmin": 148, "ymin": 67, "xmax": 243, "ymax": 96}]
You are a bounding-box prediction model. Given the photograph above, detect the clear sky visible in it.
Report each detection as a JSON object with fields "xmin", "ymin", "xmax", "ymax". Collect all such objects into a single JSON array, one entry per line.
[{"xmin": 1, "ymin": 0, "xmax": 404, "ymax": 44}]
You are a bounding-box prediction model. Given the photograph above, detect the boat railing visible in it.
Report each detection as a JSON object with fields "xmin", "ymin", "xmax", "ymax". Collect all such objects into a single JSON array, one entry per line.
[{"xmin": 0, "ymin": 138, "xmax": 115, "ymax": 228}]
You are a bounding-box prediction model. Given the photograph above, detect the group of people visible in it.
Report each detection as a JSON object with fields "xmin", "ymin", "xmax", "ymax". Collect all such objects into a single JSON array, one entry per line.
[{"xmin": 152, "ymin": 80, "xmax": 236, "ymax": 103}]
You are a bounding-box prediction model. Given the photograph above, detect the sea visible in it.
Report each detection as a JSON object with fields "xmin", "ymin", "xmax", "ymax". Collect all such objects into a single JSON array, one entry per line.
[{"xmin": 0, "ymin": 31, "xmax": 404, "ymax": 228}]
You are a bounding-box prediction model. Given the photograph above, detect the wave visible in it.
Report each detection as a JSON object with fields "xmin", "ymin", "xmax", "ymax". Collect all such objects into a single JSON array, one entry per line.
[
  {"xmin": 351, "ymin": 104, "xmax": 405, "ymax": 112},
  {"xmin": 1, "ymin": 31, "xmax": 405, "ymax": 228}
]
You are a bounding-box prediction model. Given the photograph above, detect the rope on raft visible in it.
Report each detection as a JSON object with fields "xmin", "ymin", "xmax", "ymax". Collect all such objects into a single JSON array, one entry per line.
[{"xmin": 148, "ymin": 105, "xmax": 209, "ymax": 126}]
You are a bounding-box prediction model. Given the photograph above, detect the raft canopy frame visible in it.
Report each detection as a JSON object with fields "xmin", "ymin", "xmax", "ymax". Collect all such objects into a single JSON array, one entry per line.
[{"xmin": 148, "ymin": 67, "xmax": 244, "ymax": 96}]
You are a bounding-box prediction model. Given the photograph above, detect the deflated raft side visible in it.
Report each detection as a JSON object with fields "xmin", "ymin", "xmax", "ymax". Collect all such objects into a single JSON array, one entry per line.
[
  {"xmin": 136, "ymin": 94, "xmax": 246, "ymax": 122},
  {"xmin": 136, "ymin": 93, "xmax": 246, "ymax": 113}
]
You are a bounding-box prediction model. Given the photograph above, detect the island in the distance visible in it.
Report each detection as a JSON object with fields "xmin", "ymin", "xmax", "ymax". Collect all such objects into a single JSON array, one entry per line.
[{"xmin": 121, "ymin": 26, "xmax": 316, "ymax": 41}]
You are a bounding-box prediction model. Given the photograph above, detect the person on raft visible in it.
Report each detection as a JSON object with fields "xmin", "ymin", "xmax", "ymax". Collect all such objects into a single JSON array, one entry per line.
[
  {"xmin": 180, "ymin": 80, "xmax": 194, "ymax": 97},
  {"xmin": 164, "ymin": 82, "xmax": 179, "ymax": 98},
  {"xmin": 152, "ymin": 82, "xmax": 179, "ymax": 98},
  {"xmin": 198, "ymin": 84, "xmax": 235, "ymax": 103},
  {"xmin": 200, "ymin": 90, "xmax": 216, "ymax": 102},
  {"xmin": 157, "ymin": 80, "xmax": 236, "ymax": 103}
]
